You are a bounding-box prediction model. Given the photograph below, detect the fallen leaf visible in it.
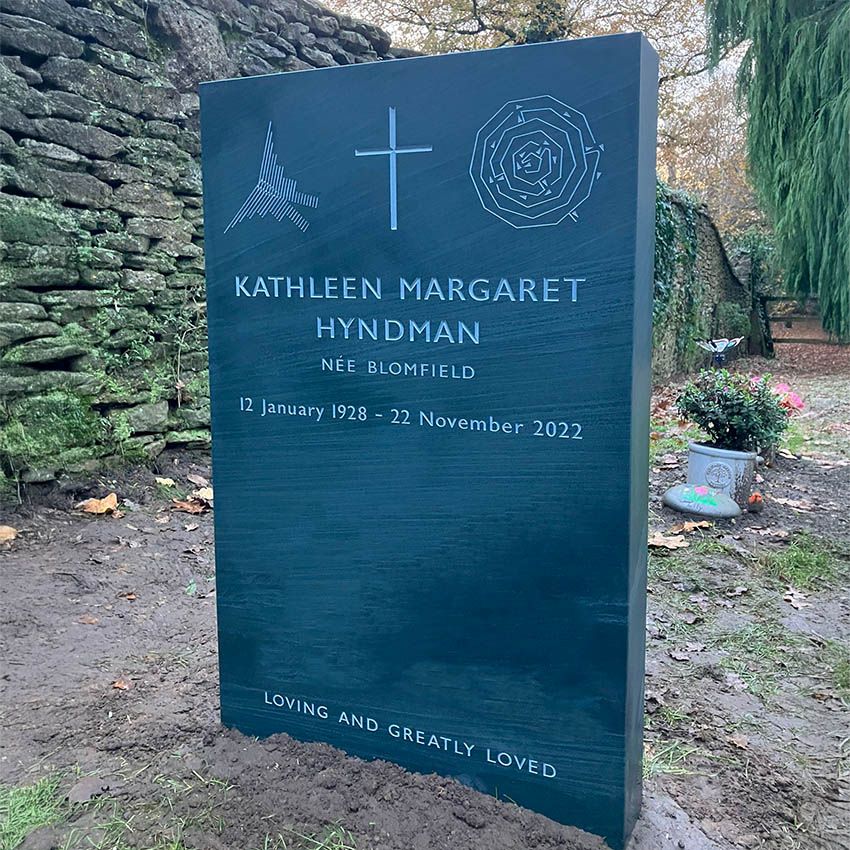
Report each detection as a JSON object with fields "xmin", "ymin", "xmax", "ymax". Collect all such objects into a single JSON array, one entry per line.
[
  {"xmin": 187, "ymin": 473, "xmax": 210, "ymax": 488},
  {"xmin": 76, "ymin": 493, "xmax": 119, "ymax": 515},
  {"xmin": 726, "ymin": 585, "xmax": 749, "ymax": 598},
  {"xmin": 648, "ymin": 532, "xmax": 689, "ymax": 550},
  {"xmin": 155, "ymin": 477, "xmax": 176, "ymax": 487},
  {"xmin": 783, "ymin": 587, "xmax": 810, "ymax": 610},
  {"xmin": 777, "ymin": 448, "xmax": 797, "ymax": 460},
  {"xmin": 656, "ymin": 453, "xmax": 680, "ymax": 469},
  {"xmin": 78, "ymin": 614, "xmax": 99, "ymax": 625},
  {"xmin": 727, "ymin": 733, "xmax": 749, "ymax": 750},
  {"xmin": 684, "ymin": 641, "xmax": 706, "ymax": 652},
  {"xmin": 688, "ymin": 594, "xmax": 710, "ymax": 611},
  {"xmin": 183, "ymin": 523, "xmax": 199, "ymax": 532},
  {"xmin": 117, "ymin": 591, "xmax": 137, "ymax": 602},
  {"xmin": 172, "ymin": 498, "xmax": 208, "ymax": 514},
  {"xmin": 111, "ymin": 675, "xmax": 132, "ymax": 691},
  {"xmin": 725, "ymin": 671, "xmax": 750, "ymax": 692},
  {"xmin": 670, "ymin": 520, "xmax": 712, "ymax": 534},
  {"xmin": 192, "ymin": 486, "xmax": 213, "ymax": 503},
  {"xmin": 668, "ymin": 650, "xmax": 690, "ymax": 662},
  {"xmin": 746, "ymin": 527, "xmax": 790, "ymax": 539},
  {"xmin": 772, "ymin": 496, "xmax": 816, "ymax": 512},
  {"xmin": 155, "ymin": 514, "xmax": 170, "ymax": 524},
  {"xmin": 118, "ymin": 537, "xmax": 142, "ymax": 548},
  {"xmin": 0, "ymin": 525, "xmax": 18, "ymax": 543},
  {"xmin": 681, "ymin": 611, "xmax": 702, "ymax": 625}
]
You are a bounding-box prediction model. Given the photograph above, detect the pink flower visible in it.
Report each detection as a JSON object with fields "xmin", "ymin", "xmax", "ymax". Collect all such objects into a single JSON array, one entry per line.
[{"xmin": 773, "ymin": 382, "xmax": 805, "ymax": 413}]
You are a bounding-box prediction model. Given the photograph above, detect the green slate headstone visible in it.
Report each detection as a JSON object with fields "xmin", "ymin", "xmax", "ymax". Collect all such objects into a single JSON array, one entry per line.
[{"xmin": 200, "ymin": 34, "xmax": 657, "ymax": 850}]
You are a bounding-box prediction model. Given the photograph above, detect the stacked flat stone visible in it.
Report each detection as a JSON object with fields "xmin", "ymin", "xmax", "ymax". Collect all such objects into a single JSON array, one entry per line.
[{"xmin": 0, "ymin": 0, "xmax": 394, "ymax": 481}]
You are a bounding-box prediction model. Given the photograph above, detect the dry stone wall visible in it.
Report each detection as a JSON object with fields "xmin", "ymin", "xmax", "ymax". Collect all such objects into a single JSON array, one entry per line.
[
  {"xmin": 0, "ymin": 0, "xmax": 394, "ymax": 483},
  {"xmin": 652, "ymin": 193, "xmax": 754, "ymax": 381},
  {"xmin": 0, "ymin": 0, "xmax": 751, "ymax": 482}
]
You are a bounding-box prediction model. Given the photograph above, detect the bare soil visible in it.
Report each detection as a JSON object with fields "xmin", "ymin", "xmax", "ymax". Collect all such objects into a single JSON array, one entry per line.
[{"xmin": 2, "ymin": 346, "xmax": 848, "ymax": 850}]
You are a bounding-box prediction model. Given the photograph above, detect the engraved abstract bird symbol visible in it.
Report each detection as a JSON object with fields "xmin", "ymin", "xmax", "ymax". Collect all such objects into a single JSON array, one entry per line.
[{"xmin": 224, "ymin": 122, "xmax": 319, "ymax": 234}]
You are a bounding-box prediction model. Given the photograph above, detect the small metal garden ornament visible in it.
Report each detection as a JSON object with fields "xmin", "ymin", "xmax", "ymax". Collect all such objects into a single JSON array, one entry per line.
[{"xmin": 696, "ymin": 337, "xmax": 744, "ymax": 368}]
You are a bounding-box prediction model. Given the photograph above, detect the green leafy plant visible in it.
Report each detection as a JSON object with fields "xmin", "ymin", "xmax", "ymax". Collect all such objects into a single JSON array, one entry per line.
[
  {"xmin": 715, "ymin": 301, "xmax": 751, "ymax": 339},
  {"xmin": 677, "ymin": 369, "xmax": 791, "ymax": 452}
]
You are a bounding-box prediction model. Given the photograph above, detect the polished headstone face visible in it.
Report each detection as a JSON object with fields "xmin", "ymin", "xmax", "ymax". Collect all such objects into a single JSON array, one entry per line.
[{"xmin": 200, "ymin": 34, "xmax": 657, "ymax": 850}]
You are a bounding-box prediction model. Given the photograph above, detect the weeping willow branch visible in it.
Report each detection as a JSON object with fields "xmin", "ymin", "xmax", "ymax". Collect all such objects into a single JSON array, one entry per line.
[{"xmin": 706, "ymin": 0, "xmax": 850, "ymax": 339}]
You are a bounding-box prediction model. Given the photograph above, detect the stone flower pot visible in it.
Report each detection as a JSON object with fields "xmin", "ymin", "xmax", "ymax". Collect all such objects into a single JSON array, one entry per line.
[{"xmin": 686, "ymin": 441, "xmax": 758, "ymax": 508}]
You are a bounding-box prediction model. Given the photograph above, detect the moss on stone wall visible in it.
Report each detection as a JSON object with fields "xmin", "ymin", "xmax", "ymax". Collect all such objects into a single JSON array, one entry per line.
[{"xmin": 652, "ymin": 181, "xmax": 752, "ymax": 379}]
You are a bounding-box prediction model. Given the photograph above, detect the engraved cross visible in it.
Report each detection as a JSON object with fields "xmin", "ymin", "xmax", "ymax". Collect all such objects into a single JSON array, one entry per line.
[{"xmin": 355, "ymin": 107, "xmax": 432, "ymax": 231}]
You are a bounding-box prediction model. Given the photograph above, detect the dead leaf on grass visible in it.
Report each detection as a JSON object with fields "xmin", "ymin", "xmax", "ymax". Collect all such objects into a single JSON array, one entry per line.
[
  {"xmin": 117, "ymin": 591, "xmax": 137, "ymax": 602},
  {"xmin": 0, "ymin": 525, "xmax": 18, "ymax": 543},
  {"xmin": 76, "ymin": 493, "xmax": 120, "ymax": 515},
  {"xmin": 187, "ymin": 473, "xmax": 210, "ymax": 488},
  {"xmin": 155, "ymin": 477, "xmax": 176, "ymax": 487},
  {"xmin": 783, "ymin": 587, "xmax": 810, "ymax": 610},
  {"xmin": 668, "ymin": 649, "xmax": 691, "ymax": 662},
  {"xmin": 684, "ymin": 641, "xmax": 706, "ymax": 652},
  {"xmin": 777, "ymin": 448, "xmax": 797, "ymax": 460},
  {"xmin": 670, "ymin": 520, "xmax": 712, "ymax": 534},
  {"xmin": 154, "ymin": 514, "xmax": 170, "ymax": 524},
  {"xmin": 727, "ymin": 733, "xmax": 749, "ymax": 750},
  {"xmin": 78, "ymin": 614, "xmax": 99, "ymax": 625},
  {"xmin": 648, "ymin": 532, "xmax": 689, "ymax": 550},
  {"xmin": 192, "ymin": 486, "xmax": 213, "ymax": 503},
  {"xmin": 726, "ymin": 585, "xmax": 749, "ymax": 598},
  {"xmin": 811, "ymin": 690, "xmax": 834, "ymax": 702},
  {"xmin": 172, "ymin": 498, "xmax": 208, "ymax": 514},
  {"xmin": 184, "ymin": 523, "xmax": 199, "ymax": 532},
  {"xmin": 111, "ymin": 675, "xmax": 132, "ymax": 691},
  {"xmin": 680, "ymin": 611, "xmax": 702, "ymax": 625}
]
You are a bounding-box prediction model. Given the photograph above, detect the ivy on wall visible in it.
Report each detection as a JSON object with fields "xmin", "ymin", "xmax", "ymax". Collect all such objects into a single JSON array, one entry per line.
[{"xmin": 653, "ymin": 179, "xmax": 705, "ymax": 368}]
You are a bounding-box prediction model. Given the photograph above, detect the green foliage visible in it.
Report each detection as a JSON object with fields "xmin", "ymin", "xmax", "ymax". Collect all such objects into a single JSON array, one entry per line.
[
  {"xmin": 707, "ymin": 0, "xmax": 850, "ymax": 339},
  {"xmin": 732, "ymin": 227, "xmax": 780, "ymax": 295},
  {"xmin": 0, "ymin": 776, "xmax": 65, "ymax": 848},
  {"xmin": 653, "ymin": 180, "xmax": 705, "ymax": 363},
  {"xmin": 520, "ymin": 0, "xmax": 568, "ymax": 42},
  {"xmin": 677, "ymin": 369, "xmax": 790, "ymax": 451},
  {"xmin": 715, "ymin": 301, "xmax": 751, "ymax": 339}
]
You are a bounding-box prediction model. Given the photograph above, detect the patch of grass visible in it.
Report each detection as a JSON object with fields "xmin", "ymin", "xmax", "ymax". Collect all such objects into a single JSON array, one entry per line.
[
  {"xmin": 713, "ymin": 620, "xmax": 807, "ymax": 699},
  {"xmin": 691, "ymin": 538, "xmax": 745, "ymax": 559},
  {"xmin": 647, "ymin": 704, "xmax": 688, "ymax": 730},
  {"xmin": 0, "ymin": 776, "xmax": 66, "ymax": 849},
  {"xmin": 264, "ymin": 825, "xmax": 358, "ymax": 850},
  {"xmin": 759, "ymin": 534, "xmax": 841, "ymax": 590},
  {"xmin": 819, "ymin": 640, "xmax": 850, "ymax": 699},
  {"xmin": 782, "ymin": 421, "xmax": 809, "ymax": 456},
  {"xmin": 643, "ymin": 740, "xmax": 702, "ymax": 778}
]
